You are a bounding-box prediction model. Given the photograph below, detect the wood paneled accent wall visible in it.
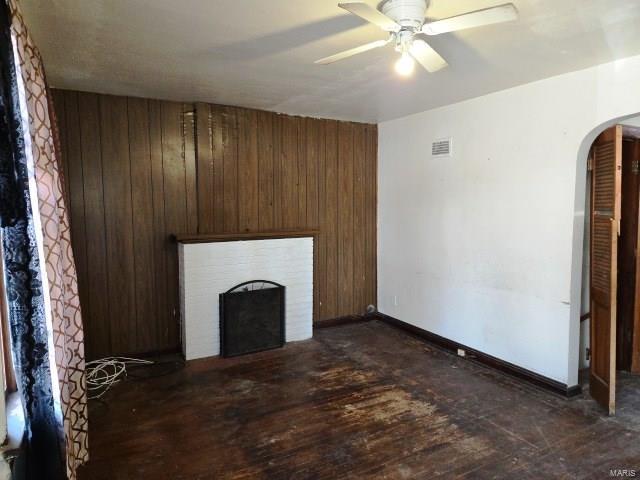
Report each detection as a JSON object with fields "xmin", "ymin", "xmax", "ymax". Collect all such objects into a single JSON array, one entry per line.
[
  {"xmin": 52, "ymin": 90, "xmax": 196, "ymax": 358},
  {"xmin": 52, "ymin": 89, "xmax": 377, "ymax": 359}
]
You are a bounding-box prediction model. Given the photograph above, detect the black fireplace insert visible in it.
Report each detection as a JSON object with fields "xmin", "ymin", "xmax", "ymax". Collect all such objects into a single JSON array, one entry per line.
[{"xmin": 219, "ymin": 280, "xmax": 285, "ymax": 357}]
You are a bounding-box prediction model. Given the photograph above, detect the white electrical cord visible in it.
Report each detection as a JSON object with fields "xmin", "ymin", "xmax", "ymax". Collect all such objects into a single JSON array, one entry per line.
[{"xmin": 86, "ymin": 357, "xmax": 154, "ymax": 399}]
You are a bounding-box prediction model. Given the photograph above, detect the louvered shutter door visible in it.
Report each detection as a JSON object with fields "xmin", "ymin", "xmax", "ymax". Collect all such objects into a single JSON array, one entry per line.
[{"xmin": 590, "ymin": 125, "xmax": 622, "ymax": 415}]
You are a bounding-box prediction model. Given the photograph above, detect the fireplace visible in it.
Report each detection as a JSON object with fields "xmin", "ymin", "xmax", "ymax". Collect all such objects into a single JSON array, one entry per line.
[
  {"xmin": 177, "ymin": 232, "xmax": 314, "ymax": 360},
  {"xmin": 219, "ymin": 280, "xmax": 285, "ymax": 357}
]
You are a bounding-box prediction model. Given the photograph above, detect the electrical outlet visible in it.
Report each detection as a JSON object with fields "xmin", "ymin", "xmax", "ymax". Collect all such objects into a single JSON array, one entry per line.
[
  {"xmin": 457, "ymin": 348, "xmax": 466, "ymax": 357},
  {"xmin": 393, "ymin": 295, "xmax": 399, "ymax": 307}
]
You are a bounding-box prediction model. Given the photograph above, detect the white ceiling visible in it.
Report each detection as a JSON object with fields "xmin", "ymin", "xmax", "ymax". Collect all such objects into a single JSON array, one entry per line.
[{"xmin": 21, "ymin": 0, "xmax": 640, "ymax": 123}]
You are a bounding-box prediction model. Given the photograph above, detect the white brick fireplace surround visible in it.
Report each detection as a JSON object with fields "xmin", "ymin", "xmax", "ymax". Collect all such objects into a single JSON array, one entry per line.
[{"xmin": 177, "ymin": 233, "xmax": 315, "ymax": 360}]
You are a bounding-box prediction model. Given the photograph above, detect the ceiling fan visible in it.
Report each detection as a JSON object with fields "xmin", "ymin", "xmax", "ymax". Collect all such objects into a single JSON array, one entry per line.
[{"xmin": 315, "ymin": 0, "xmax": 518, "ymax": 76}]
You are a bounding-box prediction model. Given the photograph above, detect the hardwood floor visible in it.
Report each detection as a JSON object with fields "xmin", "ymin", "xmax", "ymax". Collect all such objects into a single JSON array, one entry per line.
[{"xmin": 78, "ymin": 321, "xmax": 640, "ymax": 479}]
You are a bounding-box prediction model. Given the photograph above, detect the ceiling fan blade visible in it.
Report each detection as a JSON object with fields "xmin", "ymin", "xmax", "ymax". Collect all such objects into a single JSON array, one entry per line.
[
  {"xmin": 315, "ymin": 39, "xmax": 389, "ymax": 65},
  {"xmin": 409, "ymin": 39, "xmax": 448, "ymax": 73},
  {"xmin": 422, "ymin": 3, "xmax": 518, "ymax": 35},
  {"xmin": 338, "ymin": 2, "xmax": 401, "ymax": 32}
]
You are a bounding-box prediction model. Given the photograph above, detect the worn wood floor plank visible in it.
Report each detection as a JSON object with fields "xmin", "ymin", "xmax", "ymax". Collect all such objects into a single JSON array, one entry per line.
[{"xmin": 79, "ymin": 321, "xmax": 640, "ymax": 480}]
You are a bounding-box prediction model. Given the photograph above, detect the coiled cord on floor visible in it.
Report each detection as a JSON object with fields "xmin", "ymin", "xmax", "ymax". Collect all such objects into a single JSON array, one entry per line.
[{"xmin": 86, "ymin": 357, "xmax": 154, "ymax": 399}]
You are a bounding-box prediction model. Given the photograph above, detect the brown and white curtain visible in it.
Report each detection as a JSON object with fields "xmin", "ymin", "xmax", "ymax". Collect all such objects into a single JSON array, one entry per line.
[{"xmin": 7, "ymin": 0, "xmax": 88, "ymax": 477}]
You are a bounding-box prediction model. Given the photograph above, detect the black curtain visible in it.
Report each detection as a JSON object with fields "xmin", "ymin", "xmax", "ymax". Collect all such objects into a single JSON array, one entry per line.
[{"xmin": 0, "ymin": 1, "xmax": 65, "ymax": 478}]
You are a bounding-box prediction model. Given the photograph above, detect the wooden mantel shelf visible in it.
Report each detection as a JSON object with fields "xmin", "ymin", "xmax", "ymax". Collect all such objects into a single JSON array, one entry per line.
[{"xmin": 174, "ymin": 230, "xmax": 320, "ymax": 244}]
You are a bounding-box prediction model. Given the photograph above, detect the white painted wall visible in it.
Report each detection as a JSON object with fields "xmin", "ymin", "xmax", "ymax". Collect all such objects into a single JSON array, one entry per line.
[
  {"xmin": 579, "ymin": 168, "xmax": 591, "ymax": 370},
  {"xmin": 378, "ymin": 55, "xmax": 640, "ymax": 387},
  {"xmin": 179, "ymin": 237, "xmax": 313, "ymax": 360}
]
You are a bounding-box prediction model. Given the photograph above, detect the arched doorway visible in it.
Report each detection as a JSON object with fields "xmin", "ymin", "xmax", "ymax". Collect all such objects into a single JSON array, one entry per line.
[{"xmin": 574, "ymin": 114, "xmax": 640, "ymax": 414}]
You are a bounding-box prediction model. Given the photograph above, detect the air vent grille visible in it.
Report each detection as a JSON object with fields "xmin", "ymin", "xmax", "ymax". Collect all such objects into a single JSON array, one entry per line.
[{"xmin": 432, "ymin": 138, "xmax": 452, "ymax": 157}]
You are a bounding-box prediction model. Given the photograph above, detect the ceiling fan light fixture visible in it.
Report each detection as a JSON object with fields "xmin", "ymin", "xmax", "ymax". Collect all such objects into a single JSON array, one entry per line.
[
  {"xmin": 395, "ymin": 51, "xmax": 415, "ymax": 77},
  {"xmin": 318, "ymin": 2, "xmax": 518, "ymax": 76}
]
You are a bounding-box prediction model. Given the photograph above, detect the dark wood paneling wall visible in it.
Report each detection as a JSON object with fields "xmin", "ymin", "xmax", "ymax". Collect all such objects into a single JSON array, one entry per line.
[
  {"xmin": 194, "ymin": 103, "xmax": 377, "ymax": 325},
  {"xmin": 52, "ymin": 89, "xmax": 377, "ymax": 359},
  {"xmin": 53, "ymin": 90, "xmax": 196, "ymax": 358}
]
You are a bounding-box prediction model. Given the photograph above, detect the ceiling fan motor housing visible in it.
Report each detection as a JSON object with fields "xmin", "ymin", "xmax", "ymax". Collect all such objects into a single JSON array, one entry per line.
[{"xmin": 381, "ymin": 0, "xmax": 428, "ymax": 30}]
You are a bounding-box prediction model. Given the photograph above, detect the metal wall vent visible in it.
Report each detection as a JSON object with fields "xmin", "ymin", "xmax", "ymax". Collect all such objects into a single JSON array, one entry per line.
[{"xmin": 432, "ymin": 138, "xmax": 452, "ymax": 157}]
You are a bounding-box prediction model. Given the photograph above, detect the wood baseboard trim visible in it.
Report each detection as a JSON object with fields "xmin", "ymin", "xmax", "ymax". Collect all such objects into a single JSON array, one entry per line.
[
  {"xmin": 314, "ymin": 314, "xmax": 374, "ymax": 329},
  {"xmin": 375, "ymin": 313, "xmax": 582, "ymax": 399}
]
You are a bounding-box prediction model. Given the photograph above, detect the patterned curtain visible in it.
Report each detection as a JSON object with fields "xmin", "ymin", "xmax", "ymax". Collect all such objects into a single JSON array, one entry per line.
[
  {"xmin": 0, "ymin": 1, "xmax": 64, "ymax": 478},
  {"xmin": 4, "ymin": 0, "xmax": 89, "ymax": 478}
]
